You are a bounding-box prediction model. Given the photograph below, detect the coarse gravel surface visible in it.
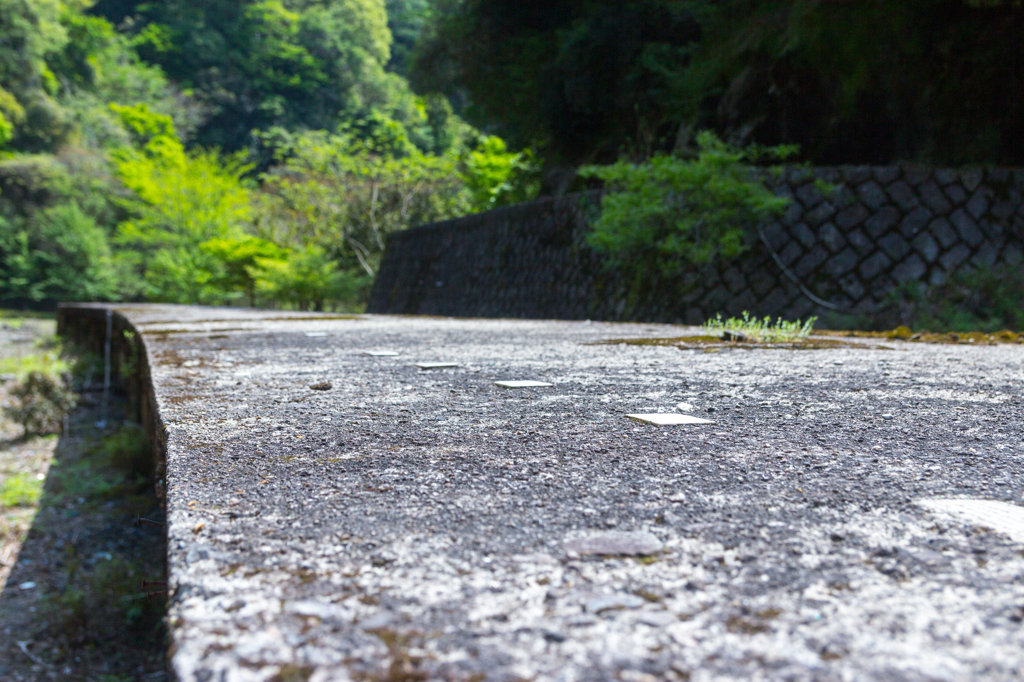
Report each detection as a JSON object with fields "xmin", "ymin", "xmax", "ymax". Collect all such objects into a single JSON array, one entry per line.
[{"xmin": 64, "ymin": 304, "xmax": 1024, "ymax": 682}]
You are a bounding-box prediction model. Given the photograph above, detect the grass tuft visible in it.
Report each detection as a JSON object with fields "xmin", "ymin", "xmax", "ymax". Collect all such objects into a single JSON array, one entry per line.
[
  {"xmin": 702, "ymin": 311, "xmax": 817, "ymax": 342},
  {"xmin": 0, "ymin": 473, "xmax": 43, "ymax": 507}
]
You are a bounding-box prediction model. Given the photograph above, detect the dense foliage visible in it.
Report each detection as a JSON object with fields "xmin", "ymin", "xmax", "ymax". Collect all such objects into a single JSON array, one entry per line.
[
  {"xmin": 0, "ymin": 0, "xmax": 1018, "ymax": 317},
  {"xmin": 580, "ymin": 132, "xmax": 794, "ymax": 272},
  {"xmin": 0, "ymin": 0, "xmax": 536, "ymax": 310},
  {"xmin": 413, "ymin": 0, "xmax": 1024, "ymax": 166}
]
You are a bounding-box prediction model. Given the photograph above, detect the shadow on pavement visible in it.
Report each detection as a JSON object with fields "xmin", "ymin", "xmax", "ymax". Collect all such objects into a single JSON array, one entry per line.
[{"xmin": 0, "ymin": 394, "xmax": 167, "ymax": 682}]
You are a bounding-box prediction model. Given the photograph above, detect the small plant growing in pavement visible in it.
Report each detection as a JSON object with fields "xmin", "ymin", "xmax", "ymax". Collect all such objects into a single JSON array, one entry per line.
[{"xmin": 702, "ymin": 311, "xmax": 817, "ymax": 342}]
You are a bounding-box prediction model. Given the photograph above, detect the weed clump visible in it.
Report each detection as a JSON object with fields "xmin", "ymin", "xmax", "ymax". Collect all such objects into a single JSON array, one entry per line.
[
  {"xmin": 702, "ymin": 311, "xmax": 817, "ymax": 342},
  {"xmin": 4, "ymin": 370, "xmax": 77, "ymax": 435}
]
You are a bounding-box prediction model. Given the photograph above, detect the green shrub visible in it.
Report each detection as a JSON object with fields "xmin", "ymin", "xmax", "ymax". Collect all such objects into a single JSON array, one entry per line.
[
  {"xmin": 0, "ymin": 473, "xmax": 43, "ymax": 507},
  {"xmin": 579, "ymin": 132, "xmax": 796, "ymax": 274},
  {"xmin": 4, "ymin": 370, "xmax": 77, "ymax": 435}
]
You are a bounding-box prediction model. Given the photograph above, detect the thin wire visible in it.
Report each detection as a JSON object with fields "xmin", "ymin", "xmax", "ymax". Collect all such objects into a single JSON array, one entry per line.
[{"xmin": 756, "ymin": 223, "xmax": 854, "ymax": 313}]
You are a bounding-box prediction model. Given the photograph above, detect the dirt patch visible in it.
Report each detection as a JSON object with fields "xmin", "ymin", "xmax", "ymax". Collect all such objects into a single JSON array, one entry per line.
[{"xmin": 591, "ymin": 334, "xmax": 893, "ymax": 351}]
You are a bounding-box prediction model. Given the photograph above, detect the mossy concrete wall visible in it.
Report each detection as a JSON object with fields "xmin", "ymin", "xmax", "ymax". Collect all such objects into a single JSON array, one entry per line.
[{"xmin": 368, "ymin": 167, "xmax": 1024, "ymax": 324}]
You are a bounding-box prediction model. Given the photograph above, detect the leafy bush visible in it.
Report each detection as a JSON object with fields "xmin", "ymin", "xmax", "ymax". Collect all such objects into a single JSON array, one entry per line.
[
  {"xmin": 0, "ymin": 473, "xmax": 43, "ymax": 507},
  {"xmin": 579, "ymin": 132, "xmax": 795, "ymax": 274},
  {"xmin": 5, "ymin": 370, "xmax": 77, "ymax": 435}
]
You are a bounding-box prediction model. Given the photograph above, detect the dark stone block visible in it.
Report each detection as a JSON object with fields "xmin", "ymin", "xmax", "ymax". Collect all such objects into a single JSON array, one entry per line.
[
  {"xmin": 873, "ymin": 167, "xmax": 901, "ymax": 184},
  {"xmin": 805, "ymin": 201, "xmax": 837, "ymax": 226},
  {"xmin": 966, "ymin": 189, "xmax": 990, "ymax": 220},
  {"xmin": 929, "ymin": 217, "xmax": 958, "ymax": 249},
  {"xmin": 841, "ymin": 166, "xmax": 872, "ymax": 184},
  {"xmin": 899, "ymin": 206, "xmax": 932, "ymax": 238},
  {"xmin": 950, "ymin": 209, "xmax": 984, "ymax": 247},
  {"xmin": 991, "ymin": 200, "xmax": 1016, "ymax": 221},
  {"xmin": 762, "ymin": 221, "xmax": 788, "ymax": 251},
  {"xmin": 1003, "ymin": 241, "xmax": 1022, "ymax": 266},
  {"xmin": 819, "ymin": 222, "xmax": 846, "ymax": 253},
  {"xmin": 912, "ymin": 232, "xmax": 940, "ymax": 263},
  {"xmin": 835, "ymin": 204, "xmax": 869, "ymax": 230},
  {"xmin": 934, "ymin": 169, "xmax": 958, "ymax": 186},
  {"xmin": 903, "ymin": 167, "xmax": 932, "ymax": 186},
  {"xmin": 749, "ymin": 272, "xmax": 777, "ymax": 298},
  {"xmin": 759, "ymin": 287, "xmax": 791, "ymax": 316},
  {"xmin": 960, "ymin": 169, "xmax": 983, "ymax": 192},
  {"xmin": 857, "ymin": 181, "xmax": 888, "ymax": 211},
  {"xmin": 891, "ymin": 254, "xmax": 927, "ymax": 283},
  {"xmin": 723, "ymin": 267, "xmax": 747, "ymax": 295},
  {"xmin": 878, "ymin": 232, "xmax": 911, "ymax": 261},
  {"xmin": 779, "ymin": 241, "xmax": 803, "ymax": 267},
  {"xmin": 847, "ymin": 228, "xmax": 874, "ymax": 256},
  {"xmin": 816, "ymin": 168, "xmax": 842, "ymax": 184},
  {"xmin": 971, "ymin": 240, "xmax": 998, "ymax": 267},
  {"xmin": 886, "ymin": 181, "xmax": 919, "ymax": 211},
  {"xmin": 944, "ymin": 183, "xmax": 967, "ymax": 205},
  {"xmin": 796, "ymin": 183, "xmax": 824, "ymax": 207},
  {"xmin": 988, "ymin": 168, "xmax": 1011, "ymax": 184},
  {"xmin": 939, "ymin": 243, "xmax": 971, "ymax": 271},
  {"xmin": 794, "ymin": 245, "xmax": 829, "ymax": 277},
  {"xmin": 838, "ymin": 273, "xmax": 866, "ymax": 301},
  {"xmin": 825, "ymin": 248, "xmax": 859, "ymax": 277},
  {"xmin": 864, "ymin": 206, "xmax": 900, "ymax": 238},
  {"xmin": 781, "ymin": 203, "xmax": 803, "ymax": 227},
  {"xmin": 859, "ymin": 251, "xmax": 892, "ymax": 280},
  {"xmin": 918, "ymin": 181, "xmax": 951, "ymax": 214},
  {"xmin": 793, "ymin": 222, "xmax": 817, "ymax": 248}
]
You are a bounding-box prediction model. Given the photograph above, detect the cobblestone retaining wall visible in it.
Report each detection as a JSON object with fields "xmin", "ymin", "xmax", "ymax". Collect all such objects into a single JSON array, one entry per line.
[{"xmin": 368, "ymin": 167, "xmax": 1024, "ymax": 324}]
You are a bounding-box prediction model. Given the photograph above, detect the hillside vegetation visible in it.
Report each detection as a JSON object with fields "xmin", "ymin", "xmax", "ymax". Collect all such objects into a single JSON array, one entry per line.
[{"xmin": 0, "ymin": 0, "xmax": 1019, "ymax": 312}]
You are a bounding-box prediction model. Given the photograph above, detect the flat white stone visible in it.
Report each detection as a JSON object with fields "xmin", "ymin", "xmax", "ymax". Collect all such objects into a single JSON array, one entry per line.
[
  {"xmin": 494, "ymin": 380, "xmax": 553, "ymax": 388},
  {"xmin": 677, "ymin": 402, "xmax": 695, "ymax": 412},
  {"xmin": 627, "ymin": 413, "xmax": 714, "ymax": 426},
  {"xmin": 415, "ymin": 361, "xmax": 459, "ymax": 369},
  {"xmin": 917, "ymin": 498, "xmax": 1024, "ymax": 543},
  {"xmin": 304, "ymin": 332, "xmax": 328, "ymax": 337},
  {"xmin": 584, "ymin": 593, "xmax": 645, "ymax": 614},
  {"xmin": 363, "ymin": 350, "xmax": 399, "ymax": 356},
  {"xmin": 564, "ymin": 530, "xmax": 664, "ymax": 556}
]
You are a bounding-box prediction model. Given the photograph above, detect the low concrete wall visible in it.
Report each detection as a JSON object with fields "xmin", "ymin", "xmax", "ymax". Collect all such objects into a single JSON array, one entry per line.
[
  {"xmin": 56, "ymin": 305, "xmax": 167, "ymax": 503},
  {"xmin": 368, "ymin": 166, "xmax": 1024, "ymax": 324}
]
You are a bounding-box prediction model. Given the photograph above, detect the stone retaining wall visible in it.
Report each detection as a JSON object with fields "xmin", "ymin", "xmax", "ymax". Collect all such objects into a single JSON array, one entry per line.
[{"xmin": 368, "ymin": 167, "xmax": 1024, "ymax": 324}]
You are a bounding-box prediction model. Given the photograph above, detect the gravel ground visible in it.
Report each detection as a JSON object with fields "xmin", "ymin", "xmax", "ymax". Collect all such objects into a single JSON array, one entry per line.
[{"xmin": 79, "ymin": 305, "xmax": 1024, "ymax": 682}]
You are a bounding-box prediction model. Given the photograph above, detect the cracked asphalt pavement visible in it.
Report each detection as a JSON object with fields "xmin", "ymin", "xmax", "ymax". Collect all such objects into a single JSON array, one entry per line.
[{"xmin": 69, "ymin": 305, "xmax": 1024, "ymax": 682}]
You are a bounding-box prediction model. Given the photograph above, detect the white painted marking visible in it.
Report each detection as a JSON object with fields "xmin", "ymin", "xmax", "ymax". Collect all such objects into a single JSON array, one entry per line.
[
  {"xmin": 917, "ymin": 498, "xmax": 1024, "ymax": 543},
  {"xmin": 363, "ymin": 350, "xmax": 399, "ymax": 356},
  {"xmin": 494, "ymin": 380, "xmax": 553, "ymax": 388},
  {"xmin": 415, "ymin": 362, "xmax": 459, "ymax": 369},
  {"xmin": 304, "ymin": 332, "xmax": 328, "ymax": 337},
  {"xmin": 627, "ymin": 413, "xmax": 715, "ymax": 426}
]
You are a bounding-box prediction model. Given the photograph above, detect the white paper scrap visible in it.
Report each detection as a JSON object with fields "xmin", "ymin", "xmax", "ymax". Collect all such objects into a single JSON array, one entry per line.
[
  {"xmin": 415, "ymin": 361, "xmax": 459, "ymax": 369},
  {"xmin": 363, "ymin": 350, "xmax": 399, "ymax": 356},
  {"xmin": 494, "ymin": 380, "xmax": 553, "ymax": 388},
  {"xmin": 627, "ymin": 413, "xmax": 714, "ymax": 426},
  {"xmin": 917, "ymin": 498, "xmax": 1024, "ymax": 543}
]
